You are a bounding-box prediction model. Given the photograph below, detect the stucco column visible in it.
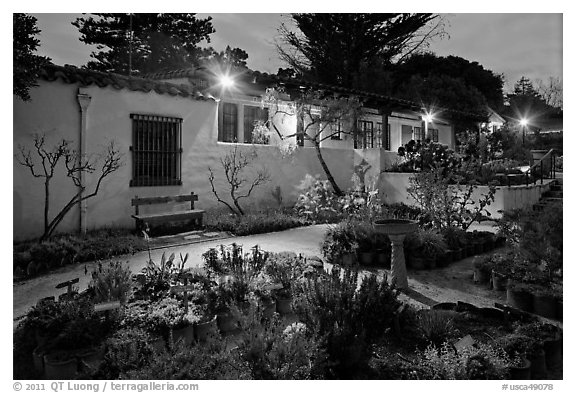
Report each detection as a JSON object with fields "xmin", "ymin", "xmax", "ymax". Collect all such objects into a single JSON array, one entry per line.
[
  {"xmin": 77, "ymin": 88, "xmax": 92, "ymax": 235},
  {"xmin": 388, "ymin": 233, "xmax": 409, "ymax": 289}
]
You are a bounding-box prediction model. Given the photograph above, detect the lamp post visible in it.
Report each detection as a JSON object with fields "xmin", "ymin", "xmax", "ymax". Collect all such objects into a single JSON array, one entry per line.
[
  {"xmin": 520, "ymin": 118, "xmax": 528, "ymax": 146},
  {"xmin": 423, "ymin": 112, "xmax": 433, "ymax": 140}
]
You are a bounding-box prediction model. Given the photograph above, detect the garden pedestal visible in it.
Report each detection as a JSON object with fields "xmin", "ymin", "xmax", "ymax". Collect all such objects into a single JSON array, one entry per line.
[
  {"xmin": 374, "ymin": 219, "xmax": 418, "ymax": 291},
  {"xmin": 389, "ymin": 234, "xmax": 409, "ymax": 289}
]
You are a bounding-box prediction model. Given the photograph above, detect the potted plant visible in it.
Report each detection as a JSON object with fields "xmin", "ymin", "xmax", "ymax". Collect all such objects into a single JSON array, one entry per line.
[
  {"xmin": 171, "ymin": 306, "xmax": 201, "ymax": 347},
  {"xmin": 194, "ymin": 290, "xmax": 218, "ymax": 342},
  {"xmin": 506, "ymin": 281, "xmax": 533, "ymax": 313},
  {"xmin": 532, "ymin": 286, "xmax": 557, "ymax": 319},
  {"xmin": 495, "ymin": 333, "xmax": 534, "ymax": 380},
  {"xmin": 264, "ymin": 252, "xmax": 307, "ymax": 315},
  {"xmin": 320, "ymin": 221, "xmax": 359, "ymax": 265},
  {"xmin": 411, "ymin": 229, "xmax": 448, "ymax": 269}
]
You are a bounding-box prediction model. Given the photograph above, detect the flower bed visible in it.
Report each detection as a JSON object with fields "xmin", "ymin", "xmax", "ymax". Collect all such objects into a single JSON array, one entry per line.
[{"xmin": 14, "ymin": 243, "xmax": 562, "ymax": 380}]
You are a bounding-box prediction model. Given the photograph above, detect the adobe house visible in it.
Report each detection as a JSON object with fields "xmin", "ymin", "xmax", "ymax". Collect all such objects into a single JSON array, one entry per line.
[{"xmin": 13, "ymin": 64, "xmax": 485, "ymax": 240}]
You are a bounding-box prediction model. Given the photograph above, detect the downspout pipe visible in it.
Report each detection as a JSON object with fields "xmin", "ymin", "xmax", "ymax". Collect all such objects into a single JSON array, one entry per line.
[{"xmin": 77, "ymin": 88, "xmax": 92, "ymax": 235}]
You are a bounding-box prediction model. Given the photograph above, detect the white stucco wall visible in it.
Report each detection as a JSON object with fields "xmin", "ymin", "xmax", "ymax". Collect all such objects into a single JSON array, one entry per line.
[
  {"xmin": 379, "ymin": 172, "xmax": 554, "ymax": 219},
  {"xmin": 13, "ymin": 79, "xmax": 356, "ymax": 240}
]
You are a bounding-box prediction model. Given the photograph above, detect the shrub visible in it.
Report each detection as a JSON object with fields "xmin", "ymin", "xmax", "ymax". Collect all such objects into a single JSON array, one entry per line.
[
  {"xmin": 122, "ymin": 334, "xmax": 250, "ymax": 379},
  {"xmin": 417, "ymin": 310, "xmax": 457, "ymax": 347},
  {"xmin": 418, "ymin": 341, "xmax": 511, "ymax": 380},
  {"xmin": 233, "ymin": 306, "xmax": 327, "ymax": 379},
  {"xmin": 264, "ymin": 252, "xmax": 309, "ymax": 296},
  {"xmin": 88, "ymin": 260, "xmax": 133, "ymax": 304},
  {"xmin": 320, "ymin": 220, "xmax": 360, "ymax": 263},
  {"xmin": 204, "ymin": 209, "xmax": 308, "ymax": 236},
  {"xmin": 293, "ymin": 268, "xmax": 400, "ymax": 378},
  {"xmin": 294, "ymin": 174, "xmax": 343, "ymax": 223}
]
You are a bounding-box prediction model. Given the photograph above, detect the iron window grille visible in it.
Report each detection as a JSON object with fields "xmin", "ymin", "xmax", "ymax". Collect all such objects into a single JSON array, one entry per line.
[
  {"xmin": 331, "ymin": 120, "xmax": 343, "ymax": 140},
  {"xmin": 374, "ymin": 123, "xmax": 391, "ymax": 150},
  {"xmin": 130, "ymin": 114, "xmax": 182, "ymax": 187}
]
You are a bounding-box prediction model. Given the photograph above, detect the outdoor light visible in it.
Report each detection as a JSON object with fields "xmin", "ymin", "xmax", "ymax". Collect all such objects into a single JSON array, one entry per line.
[
  {"xmin": 520, "ymin": 118, "xmax": 528, "ymax": 127},
  {"xmin": 219, "ymin": 74, "xmax": 235, "ymax": 88},
  {"xmin": 424, "ymin": 113, "xmax": 434, "ymax": 123}
]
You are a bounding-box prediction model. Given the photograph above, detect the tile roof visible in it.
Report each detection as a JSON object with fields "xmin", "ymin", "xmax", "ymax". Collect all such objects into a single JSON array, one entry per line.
[
  {"xmin": 39, "ymin": 64, "xmax": 216, "ymax": 101},
  {"xmin": 143, "ymin": 67, "xmax": 486, "ymax": 121}
]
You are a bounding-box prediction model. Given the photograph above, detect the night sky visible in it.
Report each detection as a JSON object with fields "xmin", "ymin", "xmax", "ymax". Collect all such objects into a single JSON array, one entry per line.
[{"xmin": 31, "ymin": 12, "xmax": 562, "ymax": 93}]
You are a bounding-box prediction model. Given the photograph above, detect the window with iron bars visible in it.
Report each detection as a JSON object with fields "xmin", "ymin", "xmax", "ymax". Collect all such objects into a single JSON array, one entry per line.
[
  {"xmin": 130, "ymin": 114, "xmax": 182, "ymax": 187},
  {"xmin": 429, "ymin": 128, "xmax": 439, "ymax": 142},
  {"xmin": 243, "ymin": 106, "xmax": 270, "ymax": 144},
  {"xmin": 331, "ymin": 120, "xmax": 343, "ymax": 140},
  {"xmin": 219, "ymin": 102, "xmax": 239, "ymax": 142},
  {"xmin": 356, "ymin": 120, "xmax": 374, "ymax": 148}
]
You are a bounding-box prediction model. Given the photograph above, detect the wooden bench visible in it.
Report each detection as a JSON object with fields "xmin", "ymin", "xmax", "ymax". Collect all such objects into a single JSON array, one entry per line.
[{"xmin": 131, "ymin": 193, "xmax": 205, "ymax": 233}]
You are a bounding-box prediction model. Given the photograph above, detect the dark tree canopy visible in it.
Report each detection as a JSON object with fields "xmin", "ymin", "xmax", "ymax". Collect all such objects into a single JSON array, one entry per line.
[
  {"xmin": 277, "ymin": 13, "xmax": 442, "ymax": 88},
  {"xmin": 73, "ymin": 13, "xmax": 215, "ymax": 75},
  {"xmin": 197, "ymin": 45, "xmax": 250, "ymax": 70},
  {"xmin": 13, "ymin": 13, "xmax": 51, "ymax": 101},
  {"xmin": 505, "ymin": 76, "xmax": 559, "ymax": 125},
  {"xmin": 390, "ymin": 53, "xmax": 505, "ymax": 112}
]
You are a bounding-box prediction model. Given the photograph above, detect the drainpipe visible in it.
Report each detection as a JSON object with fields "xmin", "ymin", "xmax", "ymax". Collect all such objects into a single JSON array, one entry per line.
[{"xmin": 77, "ymin": 88, "xmax": 92, "ymax": 235}]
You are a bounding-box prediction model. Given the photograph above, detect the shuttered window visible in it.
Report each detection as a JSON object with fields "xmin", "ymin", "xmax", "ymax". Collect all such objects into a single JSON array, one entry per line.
[{"xmin": 130, "ymin": 114, "xmax": 182, "ymax": 187}]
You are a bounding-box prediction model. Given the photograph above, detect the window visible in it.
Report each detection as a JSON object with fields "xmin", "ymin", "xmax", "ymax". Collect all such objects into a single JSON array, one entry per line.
[
  {"xmin": 331, "ymin": 120, "xmax": 343, "ymax": 140},
  {"xmin": 401, "ymin": 124, "xmax": 413, "ymax": 145},
  {"xmin": 130, "ymin": 114, "xmax": 182, "ymax": 187},
  {"xmin": 413, "ymin": 126, "xmax": 424, "ymax": 142},
  {"xmin": 429, "ymin": 128, "xmax": 439, "ymax": 142},
  {"xmin": 356, "ymin": 120, "xmax": 374, "ymax": 148},
  {"xmin": 243, "ymin": 106, "xmax": 269, "ymax": 144},
  {"xmin": 219, "ymin": 103, "xmax": 238, "ymax": 142}
]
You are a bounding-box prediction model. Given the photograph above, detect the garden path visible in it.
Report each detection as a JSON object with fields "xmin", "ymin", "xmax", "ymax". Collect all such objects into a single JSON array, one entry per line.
[{"xmin": 13, "ymin": 222, "xmax": 508, "ymax": 327}]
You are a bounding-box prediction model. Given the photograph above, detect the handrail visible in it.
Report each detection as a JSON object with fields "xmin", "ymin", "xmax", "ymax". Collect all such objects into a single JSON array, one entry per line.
[{"xmin": 522, "ymin": 148, "xmax": 556, "ymax": 186}]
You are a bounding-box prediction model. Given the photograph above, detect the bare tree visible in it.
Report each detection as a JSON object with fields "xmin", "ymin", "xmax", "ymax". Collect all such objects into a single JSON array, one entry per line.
[
  {"xmin": 15, "ymin": 133, "xmax": 123, "ymax": 241},
  {"xmin": 535, "ymin": 77, "xmax": 563, "ymax": 109},
  {"xmin": 263, "ymin": 88, "xmax": 363, "ymax": 196},
  {"xmin": 207, "ymin": 146, "xmax": 270, "ymax": 216}
]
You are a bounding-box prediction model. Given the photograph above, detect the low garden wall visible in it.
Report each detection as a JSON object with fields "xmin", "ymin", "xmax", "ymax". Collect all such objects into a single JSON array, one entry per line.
[{"xmin": 379, "ymin": 172, "xmax": 555, "ymax": 219}]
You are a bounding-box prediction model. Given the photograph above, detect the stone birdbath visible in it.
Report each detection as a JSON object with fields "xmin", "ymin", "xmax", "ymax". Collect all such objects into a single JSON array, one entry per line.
[{"xmin": 373, "ymin": 219, "xmax": 418, "ymax": 289}]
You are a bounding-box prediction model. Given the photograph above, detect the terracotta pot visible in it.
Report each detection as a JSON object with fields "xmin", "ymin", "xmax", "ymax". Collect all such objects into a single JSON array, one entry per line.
[
  {"xmin": 172, "ymin": 324, "xmax": 195, "ymax": 347},
  {"xmin": 195, "ymin": 316, "xmax": 217, "ymax": 342},
  {"xmin": 408, "ymin": 256, "xmax": 426, "ymax": 270},
  {"xmin": 217, "ymin": 310, "xmax": 238, "ymax": 334},
  {"xmin": 32, "ymin": 346, "xmax": 45, "ymax": 376},
  {"xmin": 437, "ymin": 251, "xmax": 452, "ymax": 267},
  {"xmin": 509, "ymin": 358, "xmax": 531, "ymax": 380},
  {"xmin": 528, "ymin": 348, "xmax": 548, "ymax": 379},
  {"xmin": 473, "ymin": 242, "xmax": 484, "ymax": 255},
  {"xmin": 533, "ymin": 292, "xmax": 557, "ymax": 319},
  {"xmin": 473, "ymin": 268, "xmax": 491, "ymax": 285},
  {"xmin": 452, "ymin": 248, "xmax": 463, "ymax": 261},
  {"xmin": 507, "ymin": 286, "xmax": 534, "ymax": 312},
  {"xmin": 359, "ymin": 251, "xmax": 375, "ymax": 266},
  {"xmin": 491, "ymin": 270, "xmax": 508, "ymax": 291},
  {"xmin": 44, "ymin": 353, "xmax": 78, "ymax": 380},
  {"xmin": 543, "ymin": 337, "xmax": 562, "ymax": 370},
  {"xmin": 375, "ymin": 250, "xmax": 390, "ymax": 268},
  {"xmin": 275, "ymin": 297, "xmax": 292, "ymax": 315},
  {"xmin": 78, "ymin": 347, "xmax": 105, "ymax": 374},
  {"xmin": 556, "ymin": 299, "xmax": 563, "ymax": 321}
]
